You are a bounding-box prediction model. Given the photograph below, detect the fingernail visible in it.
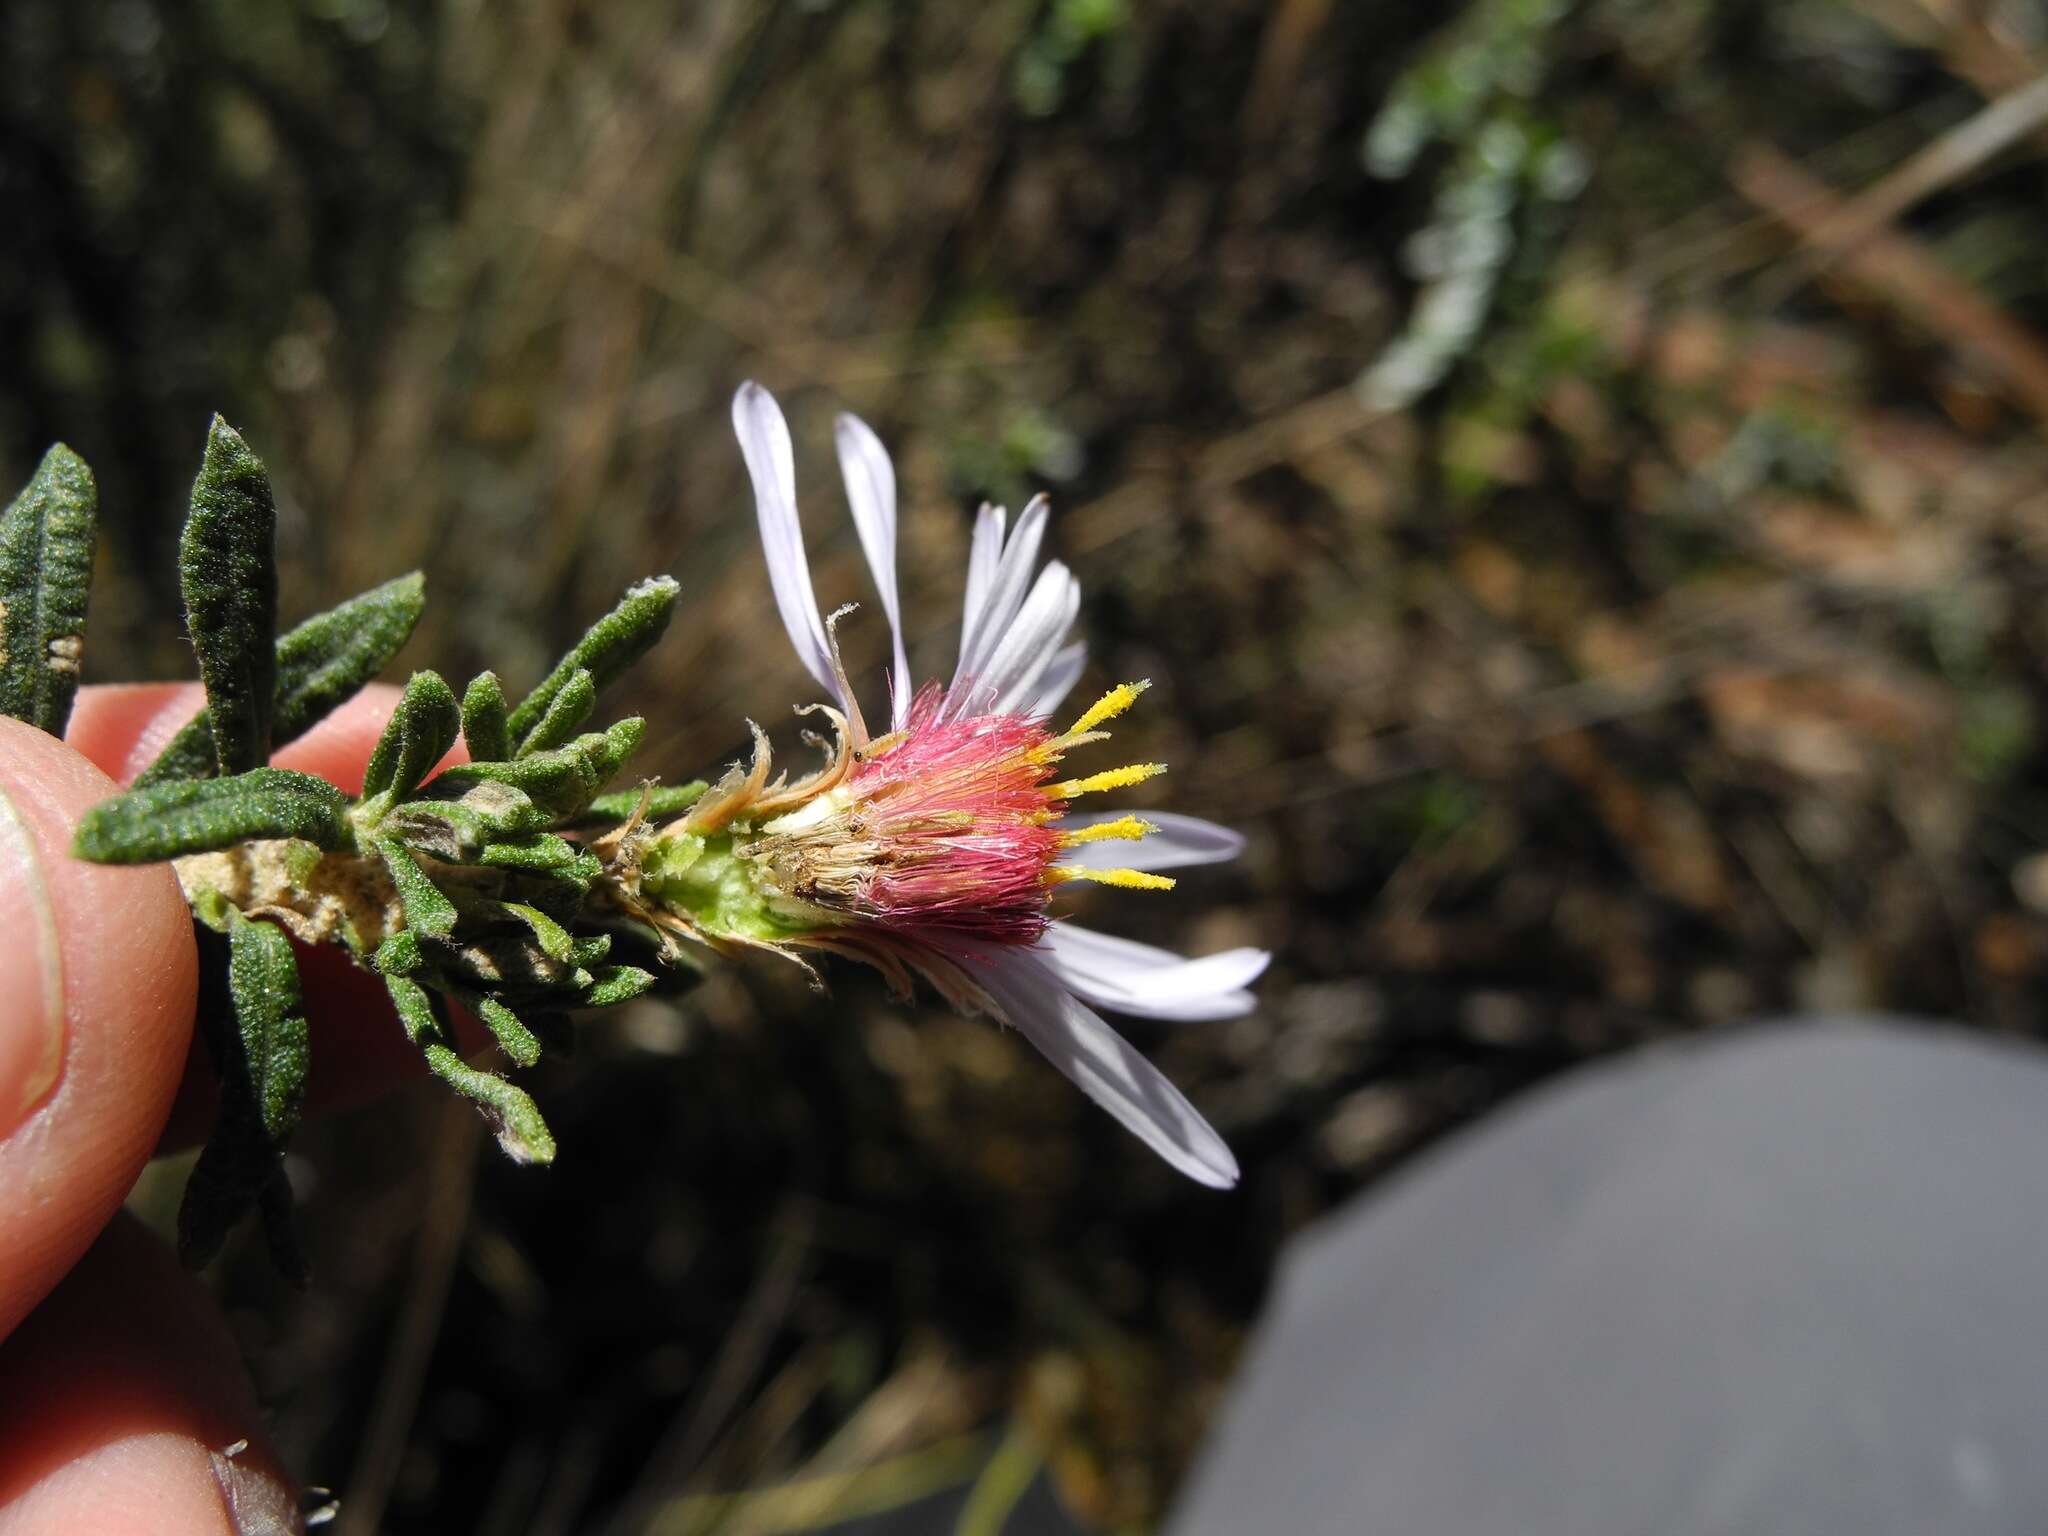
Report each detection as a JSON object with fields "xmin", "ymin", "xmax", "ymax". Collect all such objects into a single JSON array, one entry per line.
[
  {"xmin": 209, "ymin": 1439, "xmax": 310, "ymax": 1536},
  {"xmin": 0, "ymin": 780, "xmax": 65, "ymax": 1136}
]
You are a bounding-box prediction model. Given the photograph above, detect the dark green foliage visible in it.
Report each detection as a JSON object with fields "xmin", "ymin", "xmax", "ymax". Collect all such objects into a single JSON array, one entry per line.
[
  {"xmin": 460, "ymin": 670, "xmax": 513, "ymax": 762},
  {"xmin": 179, "ymin": 417, "xmax": 279, "ymax": 775},
  {"xmin": 506, "ymin": 577, "xmax": 678, "ymax": 753},
  {"xmin": 376, "ymin": 836, "xmax": 459, "ymax": 938},
  {"xmin": 178, "ymin": 911, "xmax": 310, "ymax": 1279},
  {"xmin": 72, "ymin": 767, "xmax": 353, "ymax": 863},
  {"xmin": 577, "ymin": 780, "xmax": 709, "ymax": 826},
  {"xmin": 0, "ymin": 445, "xmax": 97, "ymax": 735},
  {"xmin": 386, "ymin": 976, "xmax": 557, "ymax": 1164},
  {"xmin": 431, "ymin": 718, "xmax": 645, "ymax": 819},
  {"xmin": 476, "ymin": 833, "xmax": 585, "ymax": 871},
  {"xmin": 360, "ymin": 670, "xmax": 462, "ymax": 807},
  {"xmin": 581, "ymin": 965, "xmax": 657, "ymax": 1008},
  {"xmin": 474, "ymin": 996, "xmax": 543, "ymax": 1068},
  {"xmin": 136, "ymin": 573, "xmax": 427, "ymax": 788},
  {"xmin": 54, "ymin": 415, "xmax": 682, "ymax": 1274},
  {"xmin": 518, "ymin": 667, "xmax": 597, "ymax": 756}
]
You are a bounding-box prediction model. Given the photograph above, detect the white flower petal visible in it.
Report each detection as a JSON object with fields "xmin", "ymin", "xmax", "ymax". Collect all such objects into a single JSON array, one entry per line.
[
  {"xmin": 836, "ymin": 412, "xmax": 913, "ymax": 729},
  {"xmin": 956, "ymin": 502, "xmax": 1007, "ymax": 677},
  {"xmin": 970, "ymin": 562, "xmax": 1078, "ymax": 717},
  {"xmin": 951, "ymin": 495, "xmax": 1049, "ymax": 699},
  {"xmin": 733, "ymin": 382, "xmax": 837, "ymax": 702},
  {"xmin": 1059, "ymin": 811, "xmax": 1247, "ymax": 872},
  {"xmin": 972, "ymin": 947, "xmax": 1240, "ymax": 1188},
  {"xmin": 1039, "ymin": 923, "xmax": 1269, "ymax": 1020},
  {"xmin": 1027, "ymin": 641, "xmax": 1088, "ymax": 719}
]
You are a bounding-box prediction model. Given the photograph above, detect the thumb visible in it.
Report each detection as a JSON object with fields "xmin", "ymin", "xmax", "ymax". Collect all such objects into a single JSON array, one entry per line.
[{"xmin": 0, "ymin": 716, "xmax": 197, "ymax": 1339}]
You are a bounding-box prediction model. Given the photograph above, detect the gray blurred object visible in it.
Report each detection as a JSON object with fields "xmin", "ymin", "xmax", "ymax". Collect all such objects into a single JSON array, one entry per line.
[{"xmin": 1171, "ymin": 1018, "xmax": 2048, "ymax": 1536}]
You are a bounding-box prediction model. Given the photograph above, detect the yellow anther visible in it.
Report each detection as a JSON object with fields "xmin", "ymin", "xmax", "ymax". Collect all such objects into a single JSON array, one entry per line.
[
  {"xmin": 1049, "ymin": 865, "xmax": 1177, "ymax": 891},
  {"xmin": 1060, "ymin": 680, "xmax": 1151, "ymax": 742},
  {"xmin": 1054, "ymin": 762, "xmax": 1166, "ymax": 799},
  {"xmin": 1060, "ymin": 814, "xmax": 1157, "ymax": 848}
]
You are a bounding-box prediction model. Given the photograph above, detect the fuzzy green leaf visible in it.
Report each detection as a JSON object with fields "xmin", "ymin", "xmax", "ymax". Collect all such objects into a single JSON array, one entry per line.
[
  {"xmin": 179, "ymin": 417, "xmax": 279, "ymax": 775},
  {"xmin": 361, "ymin": 670, "xmax": 460, "ymax": 807},
  {"xmin": 74, "ymin": 767, "xmax": 352, "ymax": 864},
  {"xmin": 460, "ymin": 671, "xmax": 512, "ymax": 763},
  {"xmin": 389, "ymin": 779, "xmax": 550, "ymax": 859},
  {"xmin": 430, "ymin": 717, "xmax": 643, "ymax": 819},
  {"xmin": 0, "ymin": 444, "xmax": 97, "ymax": 735},
  {"xmin": 577, "ymin": 780, "xmax": 709, "ymax": 827},
  {"xmin": 383, "ymin": 975, "xmax": 557, "ymax": 1163},
  {"xmin": 506, "ymin": 576, "xmax": 678, "ymax": 752},
  {"xmin": 517, "ymin": 667, "xmax": 595, "ymax": 756},
  {"xmin": 476, "ymin": 833, "xmax": 581, "ymax": 872},
  {"xmin": 137, "ymin": 572, "xmax": 426, "ymax": 788},
  {"xmin": 474, "ymin": 995, "xmax": 543, "ymax": 1068},
  {"xmin": 178, "ymin": 912, "xmax": 310, "ymax": 1277},
  {"xmin": 498, "ymin": 901, "xmax": 574, "ymax": 964},
  {"xmin": 377, "ymin": 837, "xmax": 458, "ymax": 938},
  {"xmin": 374, "ymin": 929, "xmax": 425, "ymax": 976},
  {"xmin": 580, "ymin": 964, "xmax": 657, "ymax": 1008}
]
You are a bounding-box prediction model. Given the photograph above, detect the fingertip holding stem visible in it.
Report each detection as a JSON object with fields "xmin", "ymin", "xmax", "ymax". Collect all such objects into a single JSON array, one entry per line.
[{"xmin": 0, "ymin": 717, "xmax": 197, "ymax": 1339}]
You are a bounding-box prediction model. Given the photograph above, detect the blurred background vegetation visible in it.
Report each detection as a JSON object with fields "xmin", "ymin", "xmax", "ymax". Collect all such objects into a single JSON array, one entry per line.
[{"xmin": 11, "ymin": 0, "xmax": 2048, "ymax": 1530}]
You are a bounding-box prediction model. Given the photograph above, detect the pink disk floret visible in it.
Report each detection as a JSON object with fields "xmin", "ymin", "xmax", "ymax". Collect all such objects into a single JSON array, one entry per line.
[{"xmin": 845, "ymin": 684, "xmax": 1065, "ymax": 945}]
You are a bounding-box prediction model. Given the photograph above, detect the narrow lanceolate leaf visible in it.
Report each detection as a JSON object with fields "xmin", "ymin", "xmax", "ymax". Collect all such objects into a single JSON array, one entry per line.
[
  {"xmin": 460, "ymin": 671, "xmax": 512, "ymax": 763},
  {"xmin": 0, "ymin": 444, "xmax": 97, "ymax": 735},
  {"xmin": 577, "ymin": 780, "xmax": 709, "ymax": 827},
  {"xmin": 360, "ymin": 670, "xmax": 460, "ymax": 807},
  {"xmin": 477, "ymin": 833, "xmax": 582, "ymax": 872},
  {"xmin": 73, "ymin": 767, "xmax": 352, "ymax": 864},
  {"xmin": 390, "ymin": 778, "xmax": 550, "ymax": 859},
  {"xmin": 517, "ymin": 667, "xmax": 596, "ymax": 756},
  {"xmin": 430, "ymin": 718, "xmax": 644, "ymax": 819},
  {"xmin": 498, "ymin": 901, "xmax": 574, "ymax": 964},
  {"xmin": 374, "ymin": 930, "xmax": 425, "ymax": 977},
  {"xmin": 580, "ymin": 965, "xmax": 657, "ymax": 1008},
  {"xmin": 377, "ymin": 837, "xmax": 458, "ymax": 938},
  {"xmin": 474, "ymin": 996, "xmax": 542, "ymax": 1068},
  {"xmin": 385, "ymin": 975, "xmax": 557, "ymax": 1164},
  {"xmin": 506, "ymin": 576, "xmax": 679, "ymax": 753},
  {"xmin": 178, "ymin": 912, "xmax": 310, "ymax": 1278},
  {"xmin": 180, "ymin": 417, "xmax": 279, "ymax": 775},
  {"xmin": 136, "ymin": 572, "xmax": 427, "ymax": 788}
]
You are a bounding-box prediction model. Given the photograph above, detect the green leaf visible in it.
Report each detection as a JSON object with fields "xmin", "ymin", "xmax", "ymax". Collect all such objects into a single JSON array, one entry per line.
[
  {"xmin": 460, "ymin": 671, "xmax": 512, "ymax": 763},
  {"xmin": 506, "ymin": 576, "xmax": 678, "ymax": 752},
  {"xmin": 377, "ymin": 837, "xmax": 458, "ymax": 938},
  {"xmin": 73, "ymin": 767, "xmax": 352, "ymax": 864},
  {"xmin": 578, "ymin": 780, "xmax": 709, "ymax": 826},
  {"xmin": 474, "ymin": 995, "xmax": 542, "ymax": 1068},
  {"xmin": 517, "ymin": 667, "xmax": 595, "ymax": 756},
  {"xmin": 389, "ymin": 779, "xmax": 549, "ymax": 857},
  {"xmin": 374, "ymin": 929, "xmax": 425, "ymax": 976},
  {"xmin": 385, "ymin": 976, "xmax": 556, "ymax": 1164},
  {"xmin": 178, "ymin": 912, "xmax": 310, "ymax": 1278},
  {"xmin": 498, "ymin": 901, "xmax": 574, "ymax": 964},
  {"xmin": 0, "ymin": 444, "xmax": 97, "ymax": 735},
  {"xmin": 179, "ymin": 417, "xmax": 279, "ymax": 775},
  {"xmin": 579, "ymin": 964, "xmax": 656, "ymax": 1008},
  {"xmin": 430, "ymin": 718, "xmax": 642, "ymax": 819},
  {"xmin": 476, "ymin": 833, "xmax": 581, "ymax": 872},
  {"xmin": 361, "ymin": 670, "xmax": 460, "ymax": 807},
  {"xmin": 136, "ymin": 572, "xmax": 426, "ymax": 788}
]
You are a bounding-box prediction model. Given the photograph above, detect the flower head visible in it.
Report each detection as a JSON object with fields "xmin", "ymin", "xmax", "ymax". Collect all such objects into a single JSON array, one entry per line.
[{"xmin": 636, "ymin": 383, "xmax": 1265, "ymax": 1187}]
